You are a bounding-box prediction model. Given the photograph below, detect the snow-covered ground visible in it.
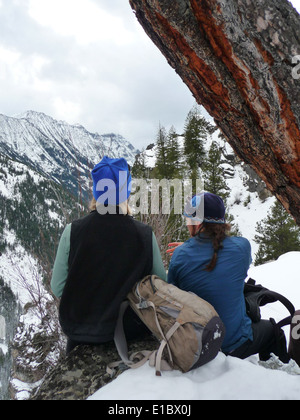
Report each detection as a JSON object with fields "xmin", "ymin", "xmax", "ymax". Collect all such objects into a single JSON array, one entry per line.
[
  {"xmin": 89, "ymin": 252, "xmax": 300, "ymax": 401},
  {"xmin": 226, "ymin": 164, "xmax": 276, "ymax": 257}
]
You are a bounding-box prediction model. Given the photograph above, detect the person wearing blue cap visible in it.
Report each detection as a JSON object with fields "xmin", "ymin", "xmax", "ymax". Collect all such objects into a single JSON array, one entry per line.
[
  {"xmin": 167, "ymin": 192, "xmax": 288, "ymax": 362},
  {"xmin": 51, "ymin": 156, "xmax": 166, "ymax": 354},
  {"xmin": 91, "ymin": 156, "xmax": 132, "ymax": 210}
]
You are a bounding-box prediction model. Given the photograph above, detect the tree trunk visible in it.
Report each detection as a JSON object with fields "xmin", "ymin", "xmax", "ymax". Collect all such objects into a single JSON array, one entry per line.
[{"xmin": 129, "ymin": 0, "xmax": 300, "ymax": 224}]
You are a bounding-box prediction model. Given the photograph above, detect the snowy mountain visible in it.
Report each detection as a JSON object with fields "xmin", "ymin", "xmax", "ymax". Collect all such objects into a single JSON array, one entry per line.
[{"xmin": 0, "ymin": 111, "xmax": 139, "ymax": 200}]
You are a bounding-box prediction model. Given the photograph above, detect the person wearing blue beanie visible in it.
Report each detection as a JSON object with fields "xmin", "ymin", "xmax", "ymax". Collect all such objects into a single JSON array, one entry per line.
[
  {"xmin": 91, "ymin": 156, "xmax": 132, "ymax": 208},
  {"xmin": 183, "ymin": 192, "xmax": 226, "ymax": 224},
  {"xmin": 168, "ymin": 191, "xmax": 289, "ymax": 363},
  {"xmin": 51, "ymin": 155, "xmax": 167, "ymax": 354}
]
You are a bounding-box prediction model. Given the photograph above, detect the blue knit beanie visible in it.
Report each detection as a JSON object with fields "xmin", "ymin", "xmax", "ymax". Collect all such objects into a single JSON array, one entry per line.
[
  {"xmin": 184, "ymin": 192, "xmax": 226, "ymax": 224},
  {"xmin": 91, "ymin": 156, "xmax": 132, "ymax": 205}
]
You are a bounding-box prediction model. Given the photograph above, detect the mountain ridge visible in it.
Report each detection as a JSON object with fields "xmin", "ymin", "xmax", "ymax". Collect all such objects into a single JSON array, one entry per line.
[{"xmin": 0, "ymin": 110, "xmax": 139, "ymax": 200}]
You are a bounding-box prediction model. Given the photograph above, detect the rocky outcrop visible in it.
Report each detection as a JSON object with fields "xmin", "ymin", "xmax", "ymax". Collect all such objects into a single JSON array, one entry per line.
[
  {"xmin": 129, "ymin": 0, "xmax": 300, "ymax": 224},
  {"xmin": 30, "ymin": 337, "xmax": 158, "ymax": 400}
]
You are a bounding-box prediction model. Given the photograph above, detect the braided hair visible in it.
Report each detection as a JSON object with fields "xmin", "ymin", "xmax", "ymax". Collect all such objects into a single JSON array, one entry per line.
[{"xmin": 197, "ymin": 222, "xmax": 231, "ymax": 272}]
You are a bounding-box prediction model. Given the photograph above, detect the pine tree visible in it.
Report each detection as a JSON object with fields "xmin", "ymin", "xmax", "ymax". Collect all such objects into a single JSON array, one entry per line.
[
  {"xmin": 154, "ymin": 124, "xmax": 183, "ymax": 180},
  {"xmin": 201, "ymin": 140, "xmax": 242, "ymax": 234},
  {"xmin": 131, "ymin": 150, "xmax": 149, "ymax": 179},
  {"xmin": 164, "ymin": 126, "xmax": 186, "ymax": 252},
  {"xmin": 254, "ymin": 200, "xmax": 300, "ymax": 265},
  {"xmin": 166, "ymin": 126, "xmax": 182, "ymax": 179},
  {"xmin": 154, "ymin": 124, "xmax": 169, "ymax": 179},
  {"xmin": 203, "ymin": 141, "xmax": 230, "ymax": 202},
  {"xmin": 183, "ymin": 105, "xmax": 213, "ymax": 177}
]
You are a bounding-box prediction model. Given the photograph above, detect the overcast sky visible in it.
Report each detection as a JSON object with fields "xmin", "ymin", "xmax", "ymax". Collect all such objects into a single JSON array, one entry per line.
[{"xmin": 0, "ymin": 0, "xmax": 299, "ymax": 150}]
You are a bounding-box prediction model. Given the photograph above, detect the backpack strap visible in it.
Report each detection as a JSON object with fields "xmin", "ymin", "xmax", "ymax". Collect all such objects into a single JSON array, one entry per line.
[
  {"xmin": 269, "ymin": 317, "xmax": 291, "ymax": 363},
  {"xmin": 245, "ymin": 279, "xmax": 295, "ymax": 323},
  {"xmin": 261, "ymin": 290, "xmax": 295, "ymax": 317},
  {"xmin": 153, "ymin": 321, "xmax": 181, "ymax": 376},
  {"xmin": 134, "ymin": 299, "xmax": 173, "ymax": 364},
  {"xmin": 277, "ymin": 316, "xmax": 293, "ymax": 329},
  {"xmin": 107, "ymin": 300, "xmax": 154, "ymax": 374},
  {"xmin": 113, "ymin": 300, "xmax": 132, "ymax": 365}
]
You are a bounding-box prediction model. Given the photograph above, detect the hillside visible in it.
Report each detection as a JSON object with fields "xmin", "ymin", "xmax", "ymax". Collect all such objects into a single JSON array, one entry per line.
[{"xmin": 0, "ymin": 152, "xmax": 84, "ymax": 399}]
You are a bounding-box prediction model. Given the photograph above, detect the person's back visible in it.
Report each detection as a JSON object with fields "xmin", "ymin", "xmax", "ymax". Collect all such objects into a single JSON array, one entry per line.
[
  {"xmin": 51, "ymin": 156, "xmax": 167, "ymax": 353},
  {"xmin": 167, "ymin": 192, "xmax": 290, "ymax": 363},
  {"xmin": 168, "ymin": 234, "xmax": 253, "ymax": 353},
  {"xmin": 59, "ymin": 210, "xmax": 153, "ymax": 343}
]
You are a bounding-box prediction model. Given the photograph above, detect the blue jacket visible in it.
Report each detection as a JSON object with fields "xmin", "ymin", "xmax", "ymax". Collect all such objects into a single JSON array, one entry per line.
[{"xmin": 168, "ymin": 234, "xmax": 253, "ymax": 353}]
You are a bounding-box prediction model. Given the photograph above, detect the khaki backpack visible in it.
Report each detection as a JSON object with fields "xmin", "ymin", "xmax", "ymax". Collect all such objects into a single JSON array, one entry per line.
[{"xmin": 110, "ymin": 275, "xmax": 225, "ymax": 376}]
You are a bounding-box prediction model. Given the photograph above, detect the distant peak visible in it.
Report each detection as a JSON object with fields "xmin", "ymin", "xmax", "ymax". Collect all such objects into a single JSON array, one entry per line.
[{"xmin": 16, "ymin": 110, "xmax": 49, "ymax": 120}]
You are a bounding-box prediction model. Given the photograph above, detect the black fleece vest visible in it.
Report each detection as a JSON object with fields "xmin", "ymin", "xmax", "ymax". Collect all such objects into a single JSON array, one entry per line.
[{"xmin": 59, "ymin": 211, "xmax": 153, "ymax": 343}]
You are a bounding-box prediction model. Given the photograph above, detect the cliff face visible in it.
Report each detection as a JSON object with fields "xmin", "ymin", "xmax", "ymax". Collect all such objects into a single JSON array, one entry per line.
[{"xmin": 129, "ymin": 0, "xmax": 300, "ymax": 223}]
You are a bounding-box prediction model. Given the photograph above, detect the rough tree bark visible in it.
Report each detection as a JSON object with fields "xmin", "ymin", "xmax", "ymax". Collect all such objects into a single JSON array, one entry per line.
[{"xmin": 129, "ymin": 0, "xmax": 300, "ymax": 224}]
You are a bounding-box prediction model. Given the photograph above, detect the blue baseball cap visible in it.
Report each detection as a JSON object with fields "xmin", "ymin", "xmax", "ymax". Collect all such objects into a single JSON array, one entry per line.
[
  {"xmin": 91, "ymin": 156, "xmax": 132, "ymax": 205},
  {"xmin": 184, "ymin": 192, "xmax": 226, "ymax": 224}
]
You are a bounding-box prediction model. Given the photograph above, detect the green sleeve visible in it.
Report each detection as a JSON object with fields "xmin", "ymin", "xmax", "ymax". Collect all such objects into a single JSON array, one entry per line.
[
  {"xmin": 51, "ymin": 224, "xmax": 71, "ymax": 298},
  {"xmin": 151, "ymin": 232, "xmax": 167, "ymax": 282}
]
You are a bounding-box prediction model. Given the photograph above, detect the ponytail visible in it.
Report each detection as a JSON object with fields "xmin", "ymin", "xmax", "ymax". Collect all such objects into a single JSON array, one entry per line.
[{"xmin": 198, "ymin": 223, "xmax": 231, "ymax": 272}]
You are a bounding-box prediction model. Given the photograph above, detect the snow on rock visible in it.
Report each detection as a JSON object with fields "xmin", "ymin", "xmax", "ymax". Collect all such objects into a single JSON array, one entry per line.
[{"xmin": 89, "ymin": 353, "xmax": 300, "ymax": 401}]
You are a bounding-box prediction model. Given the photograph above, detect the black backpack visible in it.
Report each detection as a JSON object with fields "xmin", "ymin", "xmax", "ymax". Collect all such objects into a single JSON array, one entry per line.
[{"xmin": 244, "ymin": 278, "xmax": 299, "ymax": 365}]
